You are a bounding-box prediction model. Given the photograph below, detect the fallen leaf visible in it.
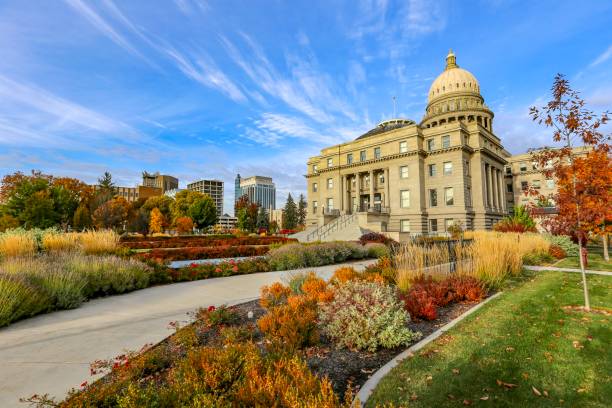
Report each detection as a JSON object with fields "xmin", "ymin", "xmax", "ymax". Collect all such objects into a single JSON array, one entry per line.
[
  {"xmin": 522, "ymin": 372, "xmax": 530, "ymax": 380},
  {"xmin": 586, "ymin": 335, "xmax": 593, "ymax": 341},
  {"xmin": 463, "ymin": 399, "xmax": 472, "ymax": 405},
  {"xmin": 543, "ymin": 390, "xmax": 549, "ymax": 397},
  {"xmin": 452, "ymin": 368, "xmax": 460, "ymax": 375},
  {"xmin": 505, "ymin": 346, "xmax": 515, "ymax": 352},
  {"xmin": 496, "ymin": 379, "xmax": 519, "ymax": 389},
  {"xmin": 577, "ymin": 388, "xmax": 587, "ymax": 393},
  {"xmin": 410, "ymin": 393, "xmax": 418, "ymax": 401},
  {"xmin": 572, "ymin": 341, "xmax": 584, "ymax": 349},
  {"xmin": 480, "ymin": 395, "xmax": 489, "ymax": 400},
  {"xmin": 532, "ymin": 386, "xmax": 542, "ymax": 396},
  {"xmin": 447, "ymin": 394, "xmax": 456, "ymax": 400}
]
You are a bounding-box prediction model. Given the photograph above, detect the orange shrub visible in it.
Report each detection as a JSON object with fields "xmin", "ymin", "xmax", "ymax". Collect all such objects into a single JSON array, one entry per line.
[
  {"xmin": 302, "ymin": 273, "xmax": 335, "ymax": 303},
  {"xmin": 259, "ymin": 282, "xmax": 292, "ymax": 310},
  {"xmin": 331, "ymin": 267, "xmax": 359, "ymax": 283},
  {"xmin": 257, "ymin": 295, "xmax": 319, "ymax": 350},
  {"xmin": 548, "ymin": 244, "xmax": 566, "ymax": 259}
]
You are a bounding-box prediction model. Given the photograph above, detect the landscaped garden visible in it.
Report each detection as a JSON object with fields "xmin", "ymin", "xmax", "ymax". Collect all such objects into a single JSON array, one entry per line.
[
  {"xmin": 20, "ymin": 230, "xmax": 591, "ymax": 407},
  {"xmin": 0, "ymin": 228, "xmax": 387, "ymax": 327}
]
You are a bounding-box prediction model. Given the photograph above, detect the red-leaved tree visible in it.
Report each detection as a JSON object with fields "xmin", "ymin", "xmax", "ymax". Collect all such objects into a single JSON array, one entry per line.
[{"xmin": 529, "ymin": 74, "xmax": 611, "ymax": 311}]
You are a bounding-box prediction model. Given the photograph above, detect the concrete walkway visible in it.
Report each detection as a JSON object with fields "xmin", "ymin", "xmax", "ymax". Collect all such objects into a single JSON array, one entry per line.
[
  {"xmin": 524, "ymin": 265, "xmax": 612, "ymax": 276},
  {"xmin": 0, "ymin": 260, "xmax": 375, "ymax": 407}
]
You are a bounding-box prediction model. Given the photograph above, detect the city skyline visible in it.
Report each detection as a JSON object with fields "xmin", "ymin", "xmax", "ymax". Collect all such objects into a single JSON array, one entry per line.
[{"xmin": 0, "ymin": 0, "xmax": 610, "ymax": 214}]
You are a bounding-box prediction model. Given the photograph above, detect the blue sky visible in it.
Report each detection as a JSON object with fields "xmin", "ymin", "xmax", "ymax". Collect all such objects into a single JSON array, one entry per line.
[{"xmin": 0, "ymin": 0, "xmax": 610, "ymax": 213}]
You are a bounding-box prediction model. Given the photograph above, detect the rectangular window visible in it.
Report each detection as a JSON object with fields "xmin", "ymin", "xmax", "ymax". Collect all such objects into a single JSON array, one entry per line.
[
  {"xmin": 445, "ymin": 187, "xmax": 454, "ymax": 205},
  {"xmin": 400, "ymin": 190, "xmax": 410, "ymax": 208},
  {"xmin": 312, "ymin": 182, "xmax": 318, "ymax": 192},
  {"xmin": 326, "ymin": 198, "xmax": 333, "ymax": 210},
  {"xmin": 312, "ymin": 201, "xmax": 318, "ymax": 213},
  {"xmin": 430, "ymin": 219, "xmax": 438, "ymax": 232},
  {"xmin": 312, "ymin": 164, "xmax": 318, "ymax": 172},
  {"xmin": 360, "ymin": 150, "xmax": 366, "ymax": 161},
  {"xmin": 442, "ymin": 135, "xmax": 450, "ymax": 148},
  {"xmin": 546, "ymin": 179, "xmax": 555, "ymax": 189},
  {"xmin": 374, "ymin": 147, "xmax": 381, "ymax": 159},
  {"xmin": 445, "ymin": 218, "xmax": 454, "ymax": 231},
  {"xmin": 327, "ymin": 158, "xmax": 333, "ymax": 168},
  {"xmin": 443, "ymin": 161, "xmax": 453, "ymax": 175},
  {"xmin": 429, "ymin": 189, "xmax": 438, "ymax": 207},
  {"xmin": 428, "ymin": 164, "xmax": 437, "ymax": 177},
  {"xmin": 399, "ymin": 141, "xmax": 408, "ymax": 153},
  {"xmin": 532, "ymin": 180, "xmax": 541, "ymax": 189},
  {"xmin": 505, "ymin": 166, "xmax": 511, "ymax": 175},
  {"xmin": 327, "ymin": 178, "xmax": 333, "ymax": 189},
  {"xmin": 521, "ymin": 181, "xmax": 529, "ymax": 191},
  {"xmin": 346, "ymin": 153, "xmax": 353, "ymax": 164},
  {"xmin": 399, "ymin": 165, "xmax": 409, "ymax": 179},
  {"xmin": 506, "ymin": 183, "xmax": 513, "ymax": 193},
  {"xmin": 465, "ymin": 160, "xmax": 471, "ymax": 176},
  {"xmin": 400, "ymin": 219, "xmax": 410, "ymax": 233},
  {"xmin": 427, "ymin": 138, "xmax": 435, "ymax": 151},
  {"xmin": 519, "ymin": 162, "xmax": 527, "ymax": 172},
  {"xmin": 532, "ymin": 162, "xmax": 538, "ymax": 170},
  {"xmin": 466, "ymin": 186, "xmax": 472, "ymax": 206}
]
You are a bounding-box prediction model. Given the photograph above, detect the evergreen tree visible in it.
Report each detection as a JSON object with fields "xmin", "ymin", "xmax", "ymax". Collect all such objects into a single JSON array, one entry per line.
[
  {"xmin": 282, "ymin": 193, "xmax": 298, "ymax": 230},
  {"xmin": 297, "ymin": 194, "xmax": 307, "ymax": 226},
  {"xmin": 256, "ymin": 206, "xmax": 269, "ymax": 231},
  {"xmin": 97, "ymin": 171, "xmax": 115, "ymax": 192}
]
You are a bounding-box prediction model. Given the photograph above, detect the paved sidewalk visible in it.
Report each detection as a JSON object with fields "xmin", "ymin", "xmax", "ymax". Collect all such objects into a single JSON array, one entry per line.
[
  {"xmin": 524, "ymin": 265, "xmax": 612, "ymax": 276},
  {"xmin": 0, "ymin": 260, "xmax": 375, "ymax": 407}
]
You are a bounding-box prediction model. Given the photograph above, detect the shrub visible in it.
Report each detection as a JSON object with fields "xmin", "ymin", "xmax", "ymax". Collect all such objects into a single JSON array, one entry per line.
[
  {"xmin": 522, "ymin": 250, "xmax": 555, "ymax": 265},
  {"xmin": 319, "ymin": 281, "xmax": 420, "ymax": 352},
  {"xmin": 543, "ymin": 234, "xmax": 579, "ymax": 256},
  {"xmin": 359, "ymin": 232, "xmax": 389, "ymax": 245},
  {"xmin": 401, "ymin": 288, "xmax": 437, "ymax": 321},
  {"xmin": 138, "ymin": 245, "xmax": 270, "ymax": 262},
  {"xmin": 197, "ymin": 305, "xmax": 239, "ymax": 327},
  {"xmin": 259, "ymin": 282, "xmax": 292, "ymax": 310},
  {"xmin": 331, "ymin": 266, "xmax": 359, "ymax": 284},
  {"xmin": 365, "ymin": 242, "xmax": 391, "ymax": 258},
  {"xmin": 0, "ymin": 274, "xmax": 49, "ymax": 326},
  {"xmin": 445, "ymin": 275, "xmax": 485, "ymax": 302},
  {"xmin": 301, "ymin": 273, "xmax": 334, "ymax": 303},
  {"xmin": 549, "ymin": 244, "xmax": 567, "ymax": 259},
  {"xmin": 257, "ymin": 295, "xmax": 319, "ymax": 350},
  {"xmin": 267, "ymin": 241, "xmax": 369, "ymax": 271},
  {"xmin": 286, "ymin": 271, "xmax": 310, "ymax": 294}
]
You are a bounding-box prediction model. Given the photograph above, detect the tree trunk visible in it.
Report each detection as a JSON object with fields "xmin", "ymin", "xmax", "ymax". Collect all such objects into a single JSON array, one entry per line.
[
  {"xmin": 578, "ymin": 237, "xmax": 591, "ymax": 311},
  {"xmin": 603, "ymin": 234, "xmax": 609, "ymax": 262}
]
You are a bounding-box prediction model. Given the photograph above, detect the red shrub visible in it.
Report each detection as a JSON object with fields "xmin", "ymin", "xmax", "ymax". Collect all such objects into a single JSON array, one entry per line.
[
  {"xmin": 445, "ymin": 276, "xmax": 485, "ymax": 302},
  {"xmin": 401, "ymin": 289, "xmax": 437, "ymax": 321},
  {"xmin": 136, "ymin": 245, "xmax": 270, "ymax": 262},
  {"xmin": 548, "ymin": 244, "xmax": 566, "ymax": 259},
  {"xmin": 122, "ymin": 236, "xmax": 295, "ymax": 249}
]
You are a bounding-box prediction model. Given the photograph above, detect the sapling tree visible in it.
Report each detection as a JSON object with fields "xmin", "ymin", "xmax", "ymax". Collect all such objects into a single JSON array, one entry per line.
[{"xmin": 529, "ymin": 74, "xmax": 611, "ymax": 311}]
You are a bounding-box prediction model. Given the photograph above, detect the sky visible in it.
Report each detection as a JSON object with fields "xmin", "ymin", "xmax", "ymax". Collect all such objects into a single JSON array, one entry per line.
[{"xmin": 0, "ymin": 0, "xmax": 610, "ymax": 214}]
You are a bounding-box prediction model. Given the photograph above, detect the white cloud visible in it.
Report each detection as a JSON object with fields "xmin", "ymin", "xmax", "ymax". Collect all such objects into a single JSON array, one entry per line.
[{"xmin": 589, "ymin": 44, "xmax": 612, "ymax": 68}]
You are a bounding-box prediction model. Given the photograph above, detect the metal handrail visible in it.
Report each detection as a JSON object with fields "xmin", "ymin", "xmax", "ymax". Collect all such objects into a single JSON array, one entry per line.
[{"xmin": 306, "ymin": 213, "xmax": 357, "ymax": 241}]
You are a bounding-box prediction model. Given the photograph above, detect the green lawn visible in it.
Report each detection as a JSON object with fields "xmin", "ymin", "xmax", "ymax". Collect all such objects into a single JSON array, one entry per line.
[
  {"xmin": 554, "ymin": 245, "xmax": 612, "ymax": 271},
  {"xmin": 366, "ymin": 272, "xmax": 611, "ymax": 407}
]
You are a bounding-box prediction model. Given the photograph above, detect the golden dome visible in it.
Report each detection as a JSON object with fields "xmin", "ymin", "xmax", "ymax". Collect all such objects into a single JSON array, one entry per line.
[{"xmin": 428, "ymin": 50, "xmax": 480, "ymax": 103}]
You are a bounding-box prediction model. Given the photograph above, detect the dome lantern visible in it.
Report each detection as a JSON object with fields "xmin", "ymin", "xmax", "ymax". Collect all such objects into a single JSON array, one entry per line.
[{"xmin": 445, "ymin": 49, "xmax": 458, "ymax": 70}]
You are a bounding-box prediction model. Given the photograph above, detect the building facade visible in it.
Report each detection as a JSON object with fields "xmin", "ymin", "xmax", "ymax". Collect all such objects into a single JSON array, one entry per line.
[
  {"xmin": 306, "ymin": 51, "xmax": 509, "ymax": 235},
  {"xmin": 218, "ymin": 214, "xmax": 238, "ymax": 230},
  {"xmin": 187, "ymin": 179, "xmax": 224, "ymax": 217},
  {"xmin": 142, "ymin": 172, "xmax": 179, "ymax": 193},
  {"xmin": 504, "ymin": 146, "xmax": 591, "ymax": 211},
  {"xmin": 235, "ymin": 175, "xmax": 276, "ymax": 210}
]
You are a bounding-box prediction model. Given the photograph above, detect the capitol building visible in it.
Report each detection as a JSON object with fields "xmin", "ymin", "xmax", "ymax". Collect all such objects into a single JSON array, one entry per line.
[{"xmin": 304, "ymin": 50, "xmax": 510, "ymax": 239}]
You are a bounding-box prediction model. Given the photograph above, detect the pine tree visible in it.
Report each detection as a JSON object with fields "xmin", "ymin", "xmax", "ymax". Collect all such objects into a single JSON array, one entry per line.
[
  {"xmin": 283, "ymin": 193, "xmax": 298, "ymax": 230},
  {"xmin": 297, "ymin": 194, "xmax": 307, "ymax": 226},
  {"xmin": 256, "ymin": 206, "xmax": 269, "ymax": 231}
]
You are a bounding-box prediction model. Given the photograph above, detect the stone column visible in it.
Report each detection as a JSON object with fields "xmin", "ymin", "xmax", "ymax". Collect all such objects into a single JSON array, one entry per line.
[
  {"xmin": 356, "ymin": 173, "xmax": 361, "ymax": 211},
  {"xmin": 384, "ymin": 167, "xmax": 390, "ymax": 208},
  {"xmin": 346, "ymin": 175, "xmax": 352, "ymax": 213},
  {"xmin": 497, "ymin": 169, "xmax": 505, "ymax": 213},
  {"xmin": 491, "ymin": 166, "xmax": 498, "ymax": 210},
  {"xmin": 369, "ymin": 170, "xmax": 375, "ymax": 210}
]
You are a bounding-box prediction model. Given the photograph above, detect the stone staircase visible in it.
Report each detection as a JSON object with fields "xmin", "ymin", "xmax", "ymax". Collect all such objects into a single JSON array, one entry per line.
[{"xmin": 290, "ymin": 214, "xmax": 369, "ymax": 242}]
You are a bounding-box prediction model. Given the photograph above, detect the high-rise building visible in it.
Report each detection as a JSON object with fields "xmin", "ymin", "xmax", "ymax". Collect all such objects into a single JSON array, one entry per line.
[
  {"xmin": 235, "ymin": 175, "xmax": 276, "ymax": 210},
  {"xmin": 142, "ymin": 172, "xmax": 179, "ymax": 193},
  {"xmin": 234, "ymin": 174, "xmax": 242, "ymax": 215},
  {"xmin": 187, "ymin": 179, "xmax": 224, "ymax": 216}
]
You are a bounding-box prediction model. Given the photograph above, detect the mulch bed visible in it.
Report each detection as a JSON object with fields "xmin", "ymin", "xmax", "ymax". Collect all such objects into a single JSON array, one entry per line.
[{"xmin": 198, "ymin": 298, "xmax": 481, "ymax": 397}]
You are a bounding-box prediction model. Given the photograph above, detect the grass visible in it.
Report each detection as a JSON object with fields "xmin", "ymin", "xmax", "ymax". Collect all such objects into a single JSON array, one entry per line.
[
  {"xmin": 367, "ymin": 271, "xmax": 611, "ymax": 407},
  {"xmin": 554, "ymin": 243, "xmax": 612, "ymax": 271},
  {"xmin": 0, "ymin": 229, "xmax": 119, "ymax": 258}
]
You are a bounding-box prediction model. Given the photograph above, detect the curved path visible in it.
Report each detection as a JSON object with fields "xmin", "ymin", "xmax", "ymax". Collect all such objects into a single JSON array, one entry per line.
[{"xmin": 0, "ymin": 260, "xmax": 375, "ymax": 407}]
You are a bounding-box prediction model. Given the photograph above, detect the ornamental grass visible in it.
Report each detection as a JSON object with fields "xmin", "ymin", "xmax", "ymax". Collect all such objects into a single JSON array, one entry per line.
[{"xmin": 0, "ymin": 229, "xmax": 37, "ymax": 258}]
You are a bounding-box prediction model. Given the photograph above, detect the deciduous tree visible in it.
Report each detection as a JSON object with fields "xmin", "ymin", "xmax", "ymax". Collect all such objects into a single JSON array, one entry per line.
[
  {"xmin": 175, "ymin": 216, "xmax": 194, "ymax": 235},
  {"xmin": 149, "ymin": 207, "xmax": 164, "ymax": 234},
  {"xmin": 529, "ymin": 74, "xmax": 610, "ymax": 310},
  {"xmin": 93, "ymin": 197, "xmax": 130, "ymax": 230},
  {"xmin": 188, "ymin": 195, "xmax": 218, "ymax": 229}
]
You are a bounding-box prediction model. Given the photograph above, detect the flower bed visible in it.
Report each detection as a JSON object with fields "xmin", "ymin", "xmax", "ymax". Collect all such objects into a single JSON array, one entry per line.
[
  {"xmin": 121, "ymin": 235, "xmax": 296, "ymax": 249},
  {"xmin": 43, "ymin": 263, "xmax": 487, "ymax": 407},
  {"xmin": 135, "ymin": 244, "xmax": 271, "ymax": 262}
]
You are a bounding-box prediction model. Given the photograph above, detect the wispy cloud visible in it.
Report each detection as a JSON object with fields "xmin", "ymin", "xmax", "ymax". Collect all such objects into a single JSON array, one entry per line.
[
  {"xmin": 161, "ymin": 45, "xmax": 247, "ymax": 103},
  {"xmin": 174, "ymin": 0, "xmax": 209, "ymax": 16},
  {"xmin": 589, "ymin": 44, "xmax": 612, "ymax": 68}
]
